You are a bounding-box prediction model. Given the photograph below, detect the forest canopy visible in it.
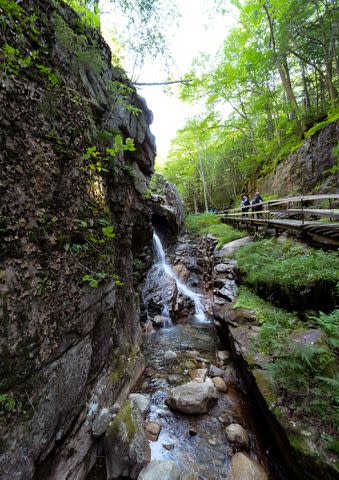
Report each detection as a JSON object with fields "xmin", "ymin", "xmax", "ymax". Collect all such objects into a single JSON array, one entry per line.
[{"xmin": 162, "ymin": 0, "xmax": 339, "ymax": 211}]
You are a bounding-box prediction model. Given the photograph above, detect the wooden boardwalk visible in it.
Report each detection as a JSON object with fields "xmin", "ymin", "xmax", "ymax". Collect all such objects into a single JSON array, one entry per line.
[{"xmin": 221, "ymin": 194, "xmax": 339, "ymax": 245}]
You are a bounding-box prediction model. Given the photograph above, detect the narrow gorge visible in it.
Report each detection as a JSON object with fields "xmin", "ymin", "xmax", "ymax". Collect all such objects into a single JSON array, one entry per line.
[{"xmin": 1, "ymin": 1, "xmax": 338, "ymax": 480}]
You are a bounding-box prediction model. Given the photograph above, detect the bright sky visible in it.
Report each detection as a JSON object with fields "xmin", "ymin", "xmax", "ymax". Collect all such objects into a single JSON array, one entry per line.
[{"xmin": 100, "ymin": 1, "xmax": 236, "ymax": 160}]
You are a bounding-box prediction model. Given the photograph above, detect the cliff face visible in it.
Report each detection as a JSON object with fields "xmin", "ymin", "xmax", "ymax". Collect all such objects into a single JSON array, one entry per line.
[
  {"xmin": 0, "ymin": 1, "xmax": 155, "ymax": 478},
  {"xmin": 251, "ymin": 120, "xmax": 339, "ymax": 196}
]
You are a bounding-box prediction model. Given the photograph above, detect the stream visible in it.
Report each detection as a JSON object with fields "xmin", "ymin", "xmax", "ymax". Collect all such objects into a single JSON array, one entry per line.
[{"xmin": 134, "ymin": 233, "xmax": 271, "ymax": 479}]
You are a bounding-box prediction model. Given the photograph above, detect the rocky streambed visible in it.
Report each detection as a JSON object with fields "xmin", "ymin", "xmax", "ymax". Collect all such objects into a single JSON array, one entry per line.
[{"xmin": 99, "ymin": 233, "xmax": 280, "ymax": 480}]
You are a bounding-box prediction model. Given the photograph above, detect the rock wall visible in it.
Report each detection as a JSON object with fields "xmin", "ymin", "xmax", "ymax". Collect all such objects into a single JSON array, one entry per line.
[
  {"xmin": 249, "ymin": 120, "xmax": 339, "ymax": 197},
  {"xmin": 0, "ymin": 1, "xmax": 155, "ymax": 478}
]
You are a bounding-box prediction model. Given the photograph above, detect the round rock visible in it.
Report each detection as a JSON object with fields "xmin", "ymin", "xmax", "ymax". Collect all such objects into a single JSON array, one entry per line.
[
  {"xmin": 164, "ymin": 350, "xmax": 178, "ymax": 362},
  {"xmin": 228, "ymin": 452, "xmax": 268, "ymax": 480},
  {"xmin": 165, "ymin": 378, "xmax": 218, "ymax": 414},
  {"xmin": 138, "ymin": 460, "xmax": 181, "ymax": 480},
  {"xmin": 212, "ymin": 376, "xmax": 227, "ymax": 392},
  {"xmin": 225, "ymin": 423, "xmax": 249, "ymax": 450}
]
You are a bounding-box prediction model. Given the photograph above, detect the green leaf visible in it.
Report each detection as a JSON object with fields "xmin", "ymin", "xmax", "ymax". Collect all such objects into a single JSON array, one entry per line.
[
  {"xmin": 89, "ymin": 279, "xmax": 99, "ymax": 288},
  {"xmin": 102, "ymin": 225, "xmax": 116, "ymax": 238}
]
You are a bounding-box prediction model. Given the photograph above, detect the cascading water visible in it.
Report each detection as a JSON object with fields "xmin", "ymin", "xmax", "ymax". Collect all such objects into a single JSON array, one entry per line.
[{"xmin": 153, "ymin": 233, "xmax": 209, "ymax": 323}]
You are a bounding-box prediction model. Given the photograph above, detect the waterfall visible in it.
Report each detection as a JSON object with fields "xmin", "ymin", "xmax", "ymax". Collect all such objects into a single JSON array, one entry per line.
[{"xmin": 153, "ymin": 233, "xmax": 208, "ymax": 324}]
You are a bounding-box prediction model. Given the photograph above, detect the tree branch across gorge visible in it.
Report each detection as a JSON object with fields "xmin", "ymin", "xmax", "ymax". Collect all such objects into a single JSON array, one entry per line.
[{"xmin": 132, "ymin": 79, "xmax": 192, "ymax": 87}]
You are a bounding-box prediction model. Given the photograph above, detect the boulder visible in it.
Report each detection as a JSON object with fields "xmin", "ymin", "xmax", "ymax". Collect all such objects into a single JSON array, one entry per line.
[
  {"xmin": 165, "ymin": 379, "xmax": 218, "ymax": 414},
  {"xmin": 138, "ymin": 460, "xmax": 181, "ymax": 480},
  {"xmin": 212, "ymin": 377, "xmax": 227, "ymax": 393},
  {"xmin": 129, "ymin": 393, "xmax": 151, "ymax": 418},
  {"xmin": 145, "ymin": 421, "xmax": 161, "ymax": 441},
  {"xmin": 219, "ymin": 237, "xmax": 252, "ymax": 257},
  {"xmin": 209, "ymin": 364, "xmax": 225, "ymax": 378},
  {"xmin": 92, "ymin": 408, "xmax": 114, "ymax": 438},
  {"xmin": 189, "ymin": 368, "xmax": 208, "ymax": 383},
  {"xmin": 164, "ymin": 350, "xmax": 178, "ymax": 362},
  {"xmin": 225, "ymin": 424, "xmax": 250, "ymax": 450},
  {"xmin": 228, "ymin": 452, "xmax": 268, "ymax": 480},
  {"xmin": 104, "ymin": 401, "xmax": 150, "ymax": 479}
]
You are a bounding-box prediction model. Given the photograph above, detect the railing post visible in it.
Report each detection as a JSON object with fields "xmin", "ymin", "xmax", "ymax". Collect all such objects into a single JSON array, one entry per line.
[{"xmin": 301, "ymin": 198, "xmax": 304, "ymax": 226}]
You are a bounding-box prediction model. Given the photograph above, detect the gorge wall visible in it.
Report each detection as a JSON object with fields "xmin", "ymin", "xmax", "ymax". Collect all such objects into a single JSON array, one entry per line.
[
  {"xmin": 0, "ymin": 1, "xmax": 155, "ymax": 478},
  {"xmin": 249, "ymin": 120, "xmax": 339, "ymax": 197}
]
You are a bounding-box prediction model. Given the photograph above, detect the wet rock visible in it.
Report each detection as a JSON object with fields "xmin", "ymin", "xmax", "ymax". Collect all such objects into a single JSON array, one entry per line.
[
  {"xmin": 92, "ymin": 408, "xmax": 114, "ymax": 438},
  {"xmin": 189, "ymin": 368, "xmax": 208, "ymax": 383},
  {"xmin": 228, "ymin": 452, "xmax": 268, "ymax": 480},
  {"xmin": 209, "ymin": 364, "xmax": 225, "ymax": 378},
  {"xmin": 150, "ymin": 174, "xmax": 184, "ymax": 237},
  {"xmin": 129, "ymin": 393, "xmax": 151, "ymax": 418},
  {"xmin": 164, "ymin": 350, "xmax": 178, "ymax": 362},
  {"xmin": 216, "ymin": 350, "xmax": 231, "ymax": 366},
  {"xmin": 167, "ymin": 374, "xmax": 182, "ymax": 385},
  {"xmin": 225, "ymin": 424, "xmax": 250, "ymax": 450},
  {"xmin": 138, "ymin": 460, "xmax": 181, "ymax": 480},
  {"xmin": 104, "ymin": 401, "xmax": 150, "ymax": 479},
  {"xmin": 163, "ymin": 443, "xmax": 175, "ymax": 450},
  {"xmin": 152, "ymin": 315, "xmax": 165, "ymax": 326},
  {"xmin": 212, "ymin": 377, "xmax": 227, "ymax": 393},
  {"xmin": 145, "ymin": 421, "xmax": 161, "ymax": 441},
  {"xmin": 214, "ymin": 263, "xmax": 233, "ymax": 273},
  {"xmin": 165, "ymin": 379, "xmax": 218, "ymax": 414}
]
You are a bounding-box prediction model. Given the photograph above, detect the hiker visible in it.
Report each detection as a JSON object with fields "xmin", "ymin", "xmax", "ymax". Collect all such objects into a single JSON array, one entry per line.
[
  {"xmin": 241, "ymin": 195, "xmax": 250, "ymax": 217},
  {"xmin": 251, "ymin": 191, "xmax": 264, "ymax": 218}
]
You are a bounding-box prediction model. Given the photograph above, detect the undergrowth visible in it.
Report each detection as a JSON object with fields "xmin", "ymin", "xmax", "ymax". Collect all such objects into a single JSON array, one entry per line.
[
  {"xmin": 235, "ymin": 287, "xmax": 339, "ymax": 446},
  {"xmin": 234, "ymin": 238, "xmax": 338, "ymax": 294},
  {"xmin": 185, "ymin": 213, "xmax": 245, "ymax": 248}
]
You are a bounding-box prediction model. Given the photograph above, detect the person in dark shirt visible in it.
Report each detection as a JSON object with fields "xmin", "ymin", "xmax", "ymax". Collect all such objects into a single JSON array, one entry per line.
[
  {"xmin": 241, "ymin": 195, "xmax": 250, "ymax": 217},
  {"xmin": 251, "ymin": 191, "xmax": 264, "ymax": 218}
]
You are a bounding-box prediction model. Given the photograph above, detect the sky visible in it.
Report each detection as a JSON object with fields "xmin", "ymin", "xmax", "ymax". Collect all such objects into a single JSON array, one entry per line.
[{"xmin": 100, "ymin": 0, "xmax": 236, "ymax": 160}]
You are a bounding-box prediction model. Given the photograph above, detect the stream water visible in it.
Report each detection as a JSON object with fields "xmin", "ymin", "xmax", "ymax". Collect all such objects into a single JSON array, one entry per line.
[{"xmin": 135, "ymin": 234, "xmax": 268, "ymax": 479}]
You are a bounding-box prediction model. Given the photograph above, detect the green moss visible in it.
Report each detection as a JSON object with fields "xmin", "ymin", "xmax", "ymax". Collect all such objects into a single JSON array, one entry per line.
[
  {"xmin": 288, "ymin": 434, "xmax": 312, "ymax": 455},
  {"xmin": 253, "ymin": 369, "xmax": 277, "ymax": 408},
  {"xmin": 305, "ymin": 109, "xmax": 339, "ymax": 138},
  {"xmin": 107, "ymin": 401, "xmax": 136, "ymax": 443}
]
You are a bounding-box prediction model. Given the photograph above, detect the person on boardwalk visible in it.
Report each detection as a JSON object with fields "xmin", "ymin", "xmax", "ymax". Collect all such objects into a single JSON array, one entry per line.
[
  {"xmin": 251, "ymin": 191, "xmax": 264, "ymax": 218},
  {"xmin": 241, "ymin": 195, "xmax": 250, "ymax": 217}
]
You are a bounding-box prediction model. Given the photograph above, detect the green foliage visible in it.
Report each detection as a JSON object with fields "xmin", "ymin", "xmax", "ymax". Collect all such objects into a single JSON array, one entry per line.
[
  {"xmin": 65, "ymin": 0, "xmax": 100, "ymax": 29},
  {"xmin": 53, "ymin": 12, "xmax": 105, "ymax": 75},
  {"xmin": 0, "ymin": 393, "xmax": 16, "ymax": 416},
  {"xmin": 265, "ymin": 342, "xmax": 338, "ymax": 429},
  {"xmin": 164, "ymin": 0, "xmax": 339, "ymax": 205},
  {"xmin": 305, "ymin": 109, "xmax": 339, "ymax": 138},
  {"xmin": 185, "ymin": 213, "xmax": 245, "ymax": 248},
  {"xmin": 83, "ymin": 136, "xmax": 135, "ymax": 174},
  {"xmin": 108, "ymin": 80, "xmax": 142, "ymax": 116},
  {"xmin": 35, "ymin": 64, "xmax": 60, "ymax": 86},
  {"xmin": 234, "ymin": 238, "xmax": 338, "ymax": 291},
  {"xmin": 235, "ymin": 287, "xmax": 301, "ymax": 355}
]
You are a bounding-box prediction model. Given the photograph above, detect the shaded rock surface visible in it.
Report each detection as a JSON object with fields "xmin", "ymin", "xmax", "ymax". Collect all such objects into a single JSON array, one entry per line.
[
  {"xmin": 254, "ymin": 120, "xmax": 339, "ymax": 196},
  {"xmin": 150, "ymin": 174, "xmax": 184, "ymax": 238},
  {"xmin": 104, "ymin": 401, "xmax": 151, "ymax": 479},
  {"xmin": 0, "ymin": 0, "xmax": 155, "ymax": 478},
  {"xmin": 228, "ymin": 452, "xmax": 268, "ymax": 480},
  {"xmin": 225, "ymin": 423, "xmax": 250, "ymax": 450}
]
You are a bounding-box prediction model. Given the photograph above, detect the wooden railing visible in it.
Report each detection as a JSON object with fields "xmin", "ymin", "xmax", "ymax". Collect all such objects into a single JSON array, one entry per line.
[
  {"xmin": 220, "ymin": 194, "xmax": 339, "ymax": 243},
  {"xmin": 224, "ymin": 194, "xmax": 339, "ymax": 224}
]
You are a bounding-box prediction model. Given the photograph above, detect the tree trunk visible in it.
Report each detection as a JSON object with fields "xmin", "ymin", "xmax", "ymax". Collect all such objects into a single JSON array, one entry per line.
[{"xmin": 195, "ymin": 138, "xmax": 209, "ymax": 213}]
